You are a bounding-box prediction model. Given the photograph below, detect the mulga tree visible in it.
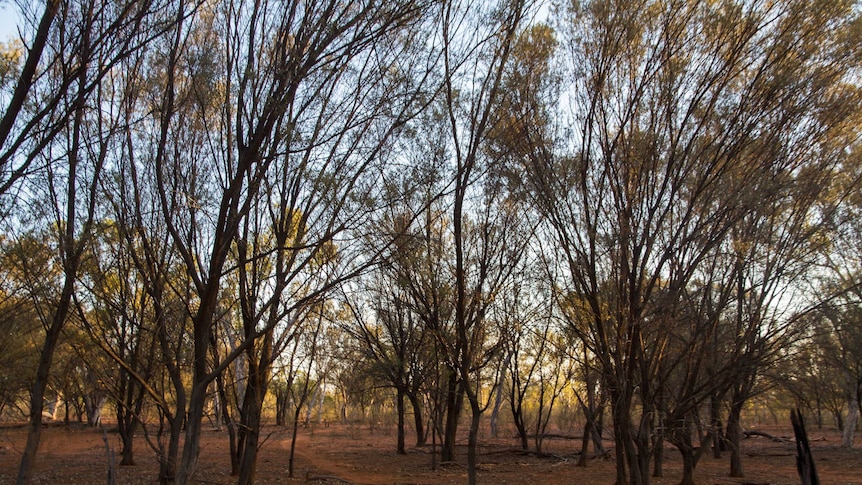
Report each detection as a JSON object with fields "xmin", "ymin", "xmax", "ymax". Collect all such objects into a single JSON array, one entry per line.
[
  {"xmin": 440, "ymin": 0, "xmax": 536, "ymax": 481},
  {"xmin": 500, "ymin": 1, "xmax": 862, "ymax": 483},
  {"xmin": 125, "ymin": 1, "xmax": 439, "ymax": 482},
  {"xmin": 8, "ymin": 2, "xmax": 173, "ymax": 482}
]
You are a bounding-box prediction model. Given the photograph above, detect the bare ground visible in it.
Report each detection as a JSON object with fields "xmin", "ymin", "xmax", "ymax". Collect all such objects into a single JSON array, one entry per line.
[{"xmin": 0, "ymin": 422, "xmax": 860, "ymax": 484}]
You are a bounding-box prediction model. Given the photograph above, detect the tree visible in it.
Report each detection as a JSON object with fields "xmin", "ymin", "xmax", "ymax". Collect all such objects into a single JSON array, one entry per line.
[
  {"xmin": 121, "ymin": 1, "xmax": 438, "ymax": 482},
  {"xmin": 440, "ymin": 0, "xmax": 536, "ymax": 481},
  {"xmin": 9, "ymin": 2, "xmax": 171, "ymax": 481},
  {"xmin": 504, "ymin": 1, "xmax": 862, "ymax": 483},
  {"xmin": 345, "ymin": 280, "xmax": 432, "ymax": 454}
]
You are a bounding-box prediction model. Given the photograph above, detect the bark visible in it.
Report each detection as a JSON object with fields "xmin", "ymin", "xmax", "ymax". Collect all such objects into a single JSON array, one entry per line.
[
  {"xmin": 288, "ymin": 406, "xmax": 303, "ymax": 478},
  {"xmin": 578, "ymin": 417, "xmax": 592, "ymax": 467},
  {"xmin": 408, "ymin": 392, "xmax": 426, "ymax": 446},
  {"xmin": 396, "ymin": 388, "xmax": 406, "ymax": 454},
  {"xmin": 158, "ymin": 412, "xmax": 184, "ymax": 485},
  {"xmin": 490, "ymin": 354, "xmax": 510, "ymax": 438},
  {"xmin": 652, "ymin": 430, "xmax": 663, "ymax": 478},
  {"xmin": 216, "ymin": 372, "xmax": 239, "ymax": 476},
  {"xmin": 710, "ymin": 394, "xmax": 725, "ymax": 458},
  {"xmin": 16, "ymin": 278, "xmax": 75, "ymax": 485},
  {"xmin": 490, "ymin": 382, "xmax": 504, "ymax": 438},
  {"xmin": 236, "ymin": 347, "xmax": 272, "ymax": 485},
  {"xmin": 727, "ymin": 401, "xmax": 745, "ymax": 478},
  {"xmin": 679, "ymin": 445, "xmax": 696, "ymax": 485},
  {"xmin": 177, "ymin": 378, "xmax": 208, "ymax": 485},
  {"xmin": 236, "ymin": 392, "xmax": 264, "ymax": 485},
  {"xmin": 441, "ymin": 372, "xmax": 462, "ymax": 462},
  {"xmin": 116, "ymin": 381, "xmax": 145, "ymax": 466},
  {"xmin": 511, "ymin": 396, "xmax": 529, "ymax": 450},
  {"xmin": 466, "ymin": 399, "xmax": 482, "ymax": 485},
  {"xmin": 669, "ymin": 419, "xmax": 710, "ymax": 485},
  {"xmin": 841, "ymin": 397, "xmax": 858, "ymax": 448}
]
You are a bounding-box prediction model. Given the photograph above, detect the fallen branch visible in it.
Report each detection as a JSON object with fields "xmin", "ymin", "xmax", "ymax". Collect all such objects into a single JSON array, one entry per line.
[{"xmin": 742, "ymin": 430, "xmax": 792, "ymax": 443}]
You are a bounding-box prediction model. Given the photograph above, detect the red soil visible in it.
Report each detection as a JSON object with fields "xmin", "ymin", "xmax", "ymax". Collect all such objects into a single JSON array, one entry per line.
[{"xmin": 0, "ymin": 422, "xmax": 860, "ymax": 484}]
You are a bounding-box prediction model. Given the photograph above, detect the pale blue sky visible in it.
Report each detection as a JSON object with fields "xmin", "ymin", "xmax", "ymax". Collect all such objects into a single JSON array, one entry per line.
[{"xmin": 0, "ymin": 3, "xmax": 22, "ymax": 43}]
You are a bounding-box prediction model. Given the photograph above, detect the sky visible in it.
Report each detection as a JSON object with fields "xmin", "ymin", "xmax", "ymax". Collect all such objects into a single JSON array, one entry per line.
[{"xmin": 0, "ymin": 3, "xmax": 22, "ymax": 43}]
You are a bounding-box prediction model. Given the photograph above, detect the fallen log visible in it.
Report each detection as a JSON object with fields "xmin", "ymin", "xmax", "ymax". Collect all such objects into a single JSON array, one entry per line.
[{"xmin": 742, "ymin": 430, "xmax": 792, "ymax": 443}]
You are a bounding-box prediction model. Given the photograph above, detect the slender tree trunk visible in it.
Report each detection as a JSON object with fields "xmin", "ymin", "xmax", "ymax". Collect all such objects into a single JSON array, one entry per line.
[
  {"xmin": 842, "ymin": 396, "xmax": 858, "ymax": 448},
  {"xmin": 441, "ymin": 372, "xmax": 462, "ymax": 462},
  {"xmin": 710, "ymin": 394, "xmax": 725, "ymax": 458},
  {"xmin": 117, "ymin": 405, "xmax": 137, "ymax": 466},
  {"xmin": 652, "ymin": 405, "xmax": 664, "ymax": 478},
  {"xmin": 511, "ymin": 399, "xmax": 528, "ymax": 451},
  {"xmin": 679, "ymin": 442, "xmax": 696, "ymax": 485},
  {"xmin": 612, "ymin": 397, "xmax": 629, "ymax": 485},
  {"xmin": 236, "ymin": 394, "xmax": 264, "ymax": 485},
  {"xmin": 236, "ymin": 325, "xmax": 275, "ymax": 484},
  {"xmin": 177, "ymin": 380, "xmax": 207, "ymax": 485},
  {"xmin": 158, "ymin": 412, "xmax": 184, "ymax": 485},
  {"xmin": 17, "ymin": 275, "xmax": 76, "ymax": 485},
  {"xmin": 117, "ymin": 380, "xmax": 144, "ymax": 466},
  {"xmin": 466, "ymin": 399, "xmax": 481, "ymax": 485},
  {"xmin": 217, "ymin": 372, "xmax": 239, "ymax": 476},
  {"xmin": 490, "ymin": 354, "xmax": 509, "ymax": 438},
  {"xmin": 591, "ymin": 408, "xmax": 605, "ymax": 455},
  {"xmin": 652, "ymin": 431, "xmax": 663, "ymax": 478},
  {"xmin": 408, "ymin": 393, "xmax": 426, "ymax": 446},
  {"xmin": 727, "ymin": 400, "xmax": 745, "ymax": 477},
  {"xmin": 396, "ymin": 387, "xmax": 406, "ymax": 454},
  {"xmin": 288, "ymin": 406, "xmax": 303, "ymax": 478},
  {"xmin": 578, "ymin": 417, "xmax": 592, "ymax": 467}
]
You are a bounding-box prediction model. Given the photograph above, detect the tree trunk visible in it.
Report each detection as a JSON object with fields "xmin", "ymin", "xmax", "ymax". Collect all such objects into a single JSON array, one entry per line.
[
  {"xmin": 578, "ymin": 416, "xmax": 592, "ymax": 467},
  {"xmin": 441, "ymin": 372, "xmax": 462, "ymax": 462},
  {"xmin": 634, "ymin": 409, "xmax": 652, "ymax": 485},
  {"xmin": 158, "ymin": 412, "xmax": 184, "ymax": 485},
  {"xmin": 408, "ymin": 393, "xmax": 426, "ymax": 446},
  {"xmin": 727, "ymin": 401, "xmax": 744, "ymax": 478},
  {"xmin": 215, "ymin": 367, "xmax": 239, "ymax": 475},
  {"xmin": 288, "ymin": 406, "xmax": 303, "ymax": 478},
  {"xmin": 236, "ymin": 401, "xmax": 263, "ymax": 485},
  {"xmin": 16, "ymin": 275, "xmax": 75, "ymax": 485},
  {"xmin": 679, "ymin": 443, "xmax": 696, "ymax": 485},
  {"xmin": 512, "ymin": 399, "xmax": 528, "ymax": 451},
  {"xmin": 669, "ymin": 421, "xmax": 701, "ymax": 485},
  {"xmin": 117, "ymin": 409, "xmax": 136, "ymax": 466},
  {"xmin": 176, "ymin": 380, "xmax": 207, "ymax": 485},
  {"xmin": 490, "ymin": 354, "xmax": 509, "ymax": 438},
  {"xmin": 652, "ymin": 430, "xmax": 663, "ymax": 478},
  {"xmin": 467, "ymin": 399, "xmax": 481, "ymax": 485},
  {"xmin": 116, "ymin": 380, "xmax": 144, "ymax": 466},
  {"xmin": 396, "ymin": 387, "xmax": 406, "ymax": 454},
  {"xmin": 710, "ymin": 394, "xmax": 725, "ymax": 458},
  {"xmin": 235, "ymin": 326, "xmax": 275, "ymax": 485},
  {"xmin": 842, "ymin": 397, "xmax": 858, "ymax": 448},
  {"xmin": 591, "ymin": 400, "xmax": 605, "ymax": 455},
  {"xmin": 490, "ymin": 383, "xmax": 504, "ymax": 438},
  {"xmin": 610, "ymin": 382, "xmax": 648, "ymax": 485}
]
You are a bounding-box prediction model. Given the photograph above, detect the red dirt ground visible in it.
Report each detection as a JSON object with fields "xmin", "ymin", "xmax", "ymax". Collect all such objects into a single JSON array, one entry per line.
[{"xmin": 0, "ymin": 422, "xmax": 860, "ymax": 484}]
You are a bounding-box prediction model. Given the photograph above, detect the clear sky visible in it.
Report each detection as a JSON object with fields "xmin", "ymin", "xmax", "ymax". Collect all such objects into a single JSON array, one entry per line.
[{"xmin": 0, "ymin": 3, "xmax": 22, "ymax": 43}]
